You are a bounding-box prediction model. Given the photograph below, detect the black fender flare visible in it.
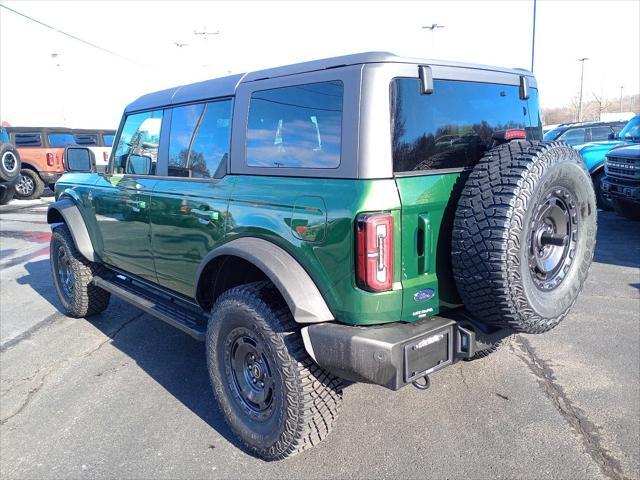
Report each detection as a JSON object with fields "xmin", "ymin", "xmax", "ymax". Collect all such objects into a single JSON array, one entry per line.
[
  {"xmin": 195, "ymin": 237, "xmax": 334, "ymax": 324},
  {"xmin": 47, "ymin": 198, "xmax": 99, "ymax": 263}
]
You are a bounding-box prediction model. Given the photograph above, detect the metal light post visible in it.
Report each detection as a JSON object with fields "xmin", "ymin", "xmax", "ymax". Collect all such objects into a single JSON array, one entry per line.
[
  {"xmin": 531, "ymin": 0, "xmax": 537, "ymax": 71},
  {"xmin": 620, "ymin": 86, "xmax": 624, "ymax": 113},
  {"xmin": 421, "ymin": 24, "xmax": 445, "ymax": 57},
  {"xmin": 577, "ymin": 57, "xmax": 589, "ymax": 122}
]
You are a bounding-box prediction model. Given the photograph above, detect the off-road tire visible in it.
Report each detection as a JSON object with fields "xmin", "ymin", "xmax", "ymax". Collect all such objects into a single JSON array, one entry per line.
[
  {"xmin": 0, "ymin": 144, "xmax": 20, "ymax": 182},
  {"xmin": 613, "ymin": 198, "xmax": 640, "ymax": 221},
  {"xmin": 0, "ymin": 185, "xmax": 15, "ymax": 205},
  {"xmin": 15, "ymin": 168, "xmax": 44, "ymax": 200},
  {"xmin": 206, "ymin": 281, "xmax": 342, "ymax": 461},
  {"xmin": 592, "ymin": 169, "xmax": 613, "ymax": 211},
  {"xmin": 50, "ymin": 224, "xmax": 110, "ymax": 317},
  {"xmin": 452, "ymin": 141, "xmax": 597, "ymax": 333}
]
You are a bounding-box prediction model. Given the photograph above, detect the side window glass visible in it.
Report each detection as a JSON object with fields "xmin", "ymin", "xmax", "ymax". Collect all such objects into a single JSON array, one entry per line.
[
  {"xmin": 113, "ymin": 110, "xmax": 163, "ymax": 175},
  {"xmin": 73, "ymin": 134, "xmax": 98, "ymax": 146},
  {"xmin": 103, "ymin": 134, "xmax": 115, "ymax": 147},
  {"xmin": 168, "ymin": 103, "xmax": 204, "ymax": 177},
  {"xmin": 391, "ymin": 79, "xmax": 529, "ymax": 172},
  {"xmin": 589, "ymin": 126, "xmax": 611, "ymax": 142},
  {"xmin": 246, "ymin": 81, "xmax": 343, "ymax": 169},
  {"xmin": 559, "ymin": 128, "xmax": 586, "ymax": 145},
  {"xmin": 167, "ymin": 100, "xmax": 232, "ymax": 179},
  {"xmin": 189, "ymin": 100, "xmax": 232, "ymax": 178},
  {"xmin": 48, "ymin": 133, "xmax": 76, "ymax": 147},
  {"xmin": 14, "ymin": 133, "xmax": 42, "ymax": 146}
]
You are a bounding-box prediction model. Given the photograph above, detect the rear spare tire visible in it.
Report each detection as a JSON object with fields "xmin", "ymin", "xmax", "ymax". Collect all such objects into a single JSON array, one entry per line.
[
  {"xmin": 0, "ymin": 144, "xmax": 20, "ymax": 182},
  {"xmin": 452, "ymin": 141, "xmax": 597, "ymax": 333}
]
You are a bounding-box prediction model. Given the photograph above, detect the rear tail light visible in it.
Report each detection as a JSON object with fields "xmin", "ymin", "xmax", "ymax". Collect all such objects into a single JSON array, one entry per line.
[
  {"xmin": 103, "ymin": 151, "xmax": 109, "ymax": 163},
  {"xmin": 504, "ymin": 128, "xmax": 527, "ymax": 140},
  {"xmin": 356, "ymin": 213, "xmax": 394, "ymax": 292},
  {"xmin": 46, "ymin": 152, "xmax": 55, "ymax": 166}
]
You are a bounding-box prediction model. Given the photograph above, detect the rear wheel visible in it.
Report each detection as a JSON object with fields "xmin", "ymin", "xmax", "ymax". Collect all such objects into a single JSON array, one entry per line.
[
  {"xmin": 452, "ymin": 141, "xmax": 597, "ymax": 333},
  {"xmin": 206, "ymin": 281, "xmax": 342, "ymax": 460},
  {"xmin": 15, "ymin": 169, "xmax": 44, "ymax": 200},
  {"xmin": 50, "ymin": 224, "xmax": 110, "ymax": 317}
]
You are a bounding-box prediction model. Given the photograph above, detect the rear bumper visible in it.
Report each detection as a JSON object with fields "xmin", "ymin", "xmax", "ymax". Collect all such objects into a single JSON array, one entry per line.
[
  {"xmin": 602, "ymin": 176, "xmax": 640, "ymax": 203},
  {"xmin": 302, "ymin": 310, "xmax": 508, "ymax": 390}
]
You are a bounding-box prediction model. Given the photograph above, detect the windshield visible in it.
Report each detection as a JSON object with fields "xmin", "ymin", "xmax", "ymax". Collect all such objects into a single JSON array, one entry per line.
[
  {"xmin": 543, "ymin": 127, "xmax": 566, "ymax": 141},
  {"xmin": 618, "ymin": 116, "xmax": 640, "ymax": 141}
]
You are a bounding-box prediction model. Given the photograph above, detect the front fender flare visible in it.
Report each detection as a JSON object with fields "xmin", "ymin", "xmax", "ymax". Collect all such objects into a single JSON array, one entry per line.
[
  {"xmin": 47, "ymin": 198, "xmax": 99, "ymax": 263},
  {"xmin": 195, "ymin": 237, "xmax": 334, "ymax": 324}
]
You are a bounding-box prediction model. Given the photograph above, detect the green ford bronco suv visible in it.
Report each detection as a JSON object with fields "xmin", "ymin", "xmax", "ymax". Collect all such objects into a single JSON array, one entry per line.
[{"xmin": 48, "ymin": 52, "xmax": 597, "ymax": 460}]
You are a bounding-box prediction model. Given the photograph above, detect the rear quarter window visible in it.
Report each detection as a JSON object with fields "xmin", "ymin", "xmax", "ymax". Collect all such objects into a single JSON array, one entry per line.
[
  {"xmin": 13, "ymin": 132, "xmax": 43, "ymax": 147},
  {"xmin": 74, "ymin": 134, "xmax": 99, "ymax": 146},
  {"xmin": 246, "ymin": 81, "xmax": 343, "ymax": 169},
  {"xmin": 391, "ymin": 79, "xmax": 540, "ymax": 173}
]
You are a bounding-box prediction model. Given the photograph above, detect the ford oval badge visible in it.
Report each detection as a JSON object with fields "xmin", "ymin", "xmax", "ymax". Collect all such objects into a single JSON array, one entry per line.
[{"xmin": 414, "ymin": 288, "xmax": 435, "ymax": 302}]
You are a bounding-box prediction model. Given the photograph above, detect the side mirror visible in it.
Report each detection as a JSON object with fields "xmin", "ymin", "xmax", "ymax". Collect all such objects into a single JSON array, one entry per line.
[{"xmin": 65, "ymin": 146, "xmax": 96, "ymax": 172}]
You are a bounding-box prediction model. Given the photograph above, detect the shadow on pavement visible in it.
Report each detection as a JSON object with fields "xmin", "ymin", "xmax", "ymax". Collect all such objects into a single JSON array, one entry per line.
[{"xmin": 592, "ymin": 211, "xmax": 640, "ymax": 269}]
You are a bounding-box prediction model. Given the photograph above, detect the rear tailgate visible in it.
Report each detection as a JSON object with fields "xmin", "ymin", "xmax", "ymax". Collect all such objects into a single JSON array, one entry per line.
[{"xmin": 395, "ymin": 173, "xmax": 461, "ymax": 321}]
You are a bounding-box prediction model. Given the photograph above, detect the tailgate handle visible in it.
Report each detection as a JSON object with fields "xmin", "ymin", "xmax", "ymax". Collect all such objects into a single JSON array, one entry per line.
[{"xmin": 418, "ymin": 214, "xmax": 432, "ymax": 274}]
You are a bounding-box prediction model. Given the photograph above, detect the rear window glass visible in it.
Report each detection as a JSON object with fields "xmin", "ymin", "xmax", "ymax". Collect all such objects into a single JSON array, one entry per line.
[
  {"xmin": 391, "ymin": 79, "xmax": 540, "ymax": 173},
  {"xmin": 74, "ymin": 134, "xmax": 99, "ymax": 145},
  {"xmin": 14, "ymin": 133, "xmax": 42, "ymax": 146},
  {"xmin": 246, "ymin": 81, "xmax": 343, "ymax": 169},
  {"xmin": 48, "ymin": 133, "xmax": 76, "ymax": 147},
  {"xmin": 103, "ymin": 134, "xmax": 115, "ymax": 147}
]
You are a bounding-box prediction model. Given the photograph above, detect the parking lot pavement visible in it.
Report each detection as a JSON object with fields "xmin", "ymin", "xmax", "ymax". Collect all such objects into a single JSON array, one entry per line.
[{"xmin": 0, "ymin": 204, "xmax": 638, "ymax": 480}]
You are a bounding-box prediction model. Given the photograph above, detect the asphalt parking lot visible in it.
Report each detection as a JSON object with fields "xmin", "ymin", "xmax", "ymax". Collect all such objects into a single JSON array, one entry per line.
[{"xmin": 0, "ymin": 198, "xmax": 638, "ymax": 480}]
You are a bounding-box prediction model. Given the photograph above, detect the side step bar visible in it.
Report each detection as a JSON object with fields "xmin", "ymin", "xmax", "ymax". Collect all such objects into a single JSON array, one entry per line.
[{"xmin": 92, "ymin": 276, "xmax": 207, "ymax": 341}]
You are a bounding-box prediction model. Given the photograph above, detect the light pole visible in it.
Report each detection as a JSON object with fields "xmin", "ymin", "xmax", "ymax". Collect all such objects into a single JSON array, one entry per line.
[
  {"xmin": 421, "ymin": 24, "xmax": 445, "ymax": 57},
  {"xmin": 531, "ymin": 0, "xmax": 537, "ymax": 71},
  {"xmin": 620, "ymin": 86, "xmax": 624, "ymax": 113},
  {"xmin": 577, "ymin": 57, "xmax": 589, "ymax": 122}
]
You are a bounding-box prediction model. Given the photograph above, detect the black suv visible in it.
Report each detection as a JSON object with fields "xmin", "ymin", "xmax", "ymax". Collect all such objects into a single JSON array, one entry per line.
[
  {"xmin": 544, "ymin": 121, "xmax": 626, "ymax": 146},
  {"xmin": 602, "ymin": 144, "xmax": 640, "ymax": 220}
]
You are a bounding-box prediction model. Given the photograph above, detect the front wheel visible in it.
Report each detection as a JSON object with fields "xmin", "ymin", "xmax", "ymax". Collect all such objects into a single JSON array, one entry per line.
[
  {"xmin": 50, "ymin": 224, "xmax": 111, "ymax": 317},
  {"xmin": 206, "ymin": 282, "xmax": 342, "ymax": 460}
]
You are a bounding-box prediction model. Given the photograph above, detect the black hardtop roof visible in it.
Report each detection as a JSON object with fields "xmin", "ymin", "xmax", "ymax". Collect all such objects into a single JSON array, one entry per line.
[{"xmin": 125, "ymin": 51, "xmax": 535, "ymax": 114}]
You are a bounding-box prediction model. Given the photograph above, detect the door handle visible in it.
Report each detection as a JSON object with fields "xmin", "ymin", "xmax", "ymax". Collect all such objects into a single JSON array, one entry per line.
[
  {"xmin": 418, "ymin": 214, "xmax": 432, "ymax": 274},
  {"xmin": 191, "ymin": 208, "xmax": 219, "ymax": 222}
]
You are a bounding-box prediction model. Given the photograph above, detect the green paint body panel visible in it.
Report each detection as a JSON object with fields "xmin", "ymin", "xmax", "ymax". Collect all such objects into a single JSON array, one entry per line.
[{"xmin": 56, "ymin": 170, "xmax": 462, "ymax": 326}]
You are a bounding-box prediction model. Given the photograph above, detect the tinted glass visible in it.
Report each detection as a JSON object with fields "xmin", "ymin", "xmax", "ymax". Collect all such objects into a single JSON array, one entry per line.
[
  {"xmin": 589, "ymin": 126, "xmax": 612, "ymax": 142},
  {"xmin": 66, "ymin": 148, "xmax": 92, "ymax": 171},
  {"xmin": 14, "ymin": 133, "xmax": 42, "ymax": 146},
  {"xmin": 112, "ymin": 110, "xmax": 163, "ymax": 175},
  {"xmin": 559, "ymin": 128, "xmax": 586, "ymax": 145},
  {"xmin": 619, "ymin": 116, "xmax": 640, "ymax": 139},
  {"xmin": 168, "ymin": 103, "xmax": 205, "ymax": 176},
  {"xmin": 48, "ymin": 133, "xmax": 76, "ymax": 147},
  {"xmin": 74, "ymin": 134, "xmax": 99, "ymax": 145},
  {"xmin": 544, "ymin": 127, "xmax": 566, "ymax": 141},
  {"xmin": 103, "ymin": 134, "xmax": 115, "ymax": 147},
  {"xmin": 188, "ymin": 100, "xmax": 232, "ymax": 178},
  {"xmin": 246, "ymin": 81, "xmax": 343, "ymax": 169},
  {"xmin": 392, "ymin": 79, "xmax": 535, "ymax": 172}
]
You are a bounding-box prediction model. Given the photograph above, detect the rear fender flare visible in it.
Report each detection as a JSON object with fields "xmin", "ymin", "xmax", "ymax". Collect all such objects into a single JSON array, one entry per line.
[
  {"xmin": 47, "ymin": 198, "xmax": 99, "ymax": 263},
  {"xmin": 195, "ymin": 237, "xmax": 334, "ymax": 324}
]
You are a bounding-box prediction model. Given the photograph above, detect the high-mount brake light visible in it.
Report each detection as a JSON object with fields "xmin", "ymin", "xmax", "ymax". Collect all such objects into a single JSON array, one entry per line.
[
  {"xmin": 46, "ymin": 153, "xmax": 55, "ymax": 167},
  {"xmin": 504, "ymin": 129, "xmax": 527, "ymax": 140},
  {"xmin": 356, "ymin": 213, "xmax": 394, "ymax": 292}
]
